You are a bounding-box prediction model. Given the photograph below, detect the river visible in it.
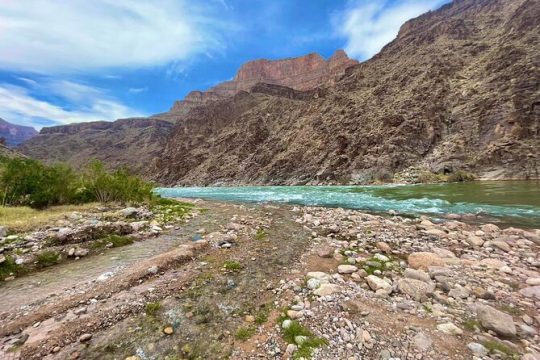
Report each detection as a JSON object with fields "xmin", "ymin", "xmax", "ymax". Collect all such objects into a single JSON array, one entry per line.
[{"xmin": 157, "ymin": 181, "xmax": 540, "ymax": 228}]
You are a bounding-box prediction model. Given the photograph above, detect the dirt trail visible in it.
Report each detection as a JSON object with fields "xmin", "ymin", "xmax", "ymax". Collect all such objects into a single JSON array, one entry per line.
[{"xmin": 0, "ymin": 201, "xmax": 314, "ymax": 359}]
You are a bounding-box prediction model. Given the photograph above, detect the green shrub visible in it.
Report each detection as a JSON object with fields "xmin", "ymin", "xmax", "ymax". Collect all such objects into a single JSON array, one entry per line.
[
  {"xmin": 447, "ymin": 170, "xmax": 476, "ymax": 183},
  {"xmin": 36, "ymin": 250, "xmax": 60, "ymax": 267},
  {"xmin": 254, "ymin": 228, "xmax": 267, "ymax": 241},
  {"xmin": 223, "ymin": 260, "xmax": 242, "ymax": 271},
  {"xmin": 234, "ymin": 326, "xmax": 255, "ymax": 341},
  {"xmin": 281, "ymin": 320, "xmax": 328, "ymax": 359},
  {"xmin": 145, "ymin": 301, "xmax": 161, "ymax": 316},
  {"xmin": 0, "ymin": 255, "xmax": 23, "ymax": 280},
  {"xmin": 81, "ymin": 160, "xmax": 154, "ymax": 204},
  {"xmin": 0, "ymin": 157, "xmax": 154, "ymax": 208},
  {"xmin": 93, "ymin": 235, "xmax": 134, "ymax": 249}
]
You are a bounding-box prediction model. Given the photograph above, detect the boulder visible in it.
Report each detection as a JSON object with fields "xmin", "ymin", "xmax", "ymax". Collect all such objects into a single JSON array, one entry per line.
[
  {"xmin": 408, "ymin": 252, "xmax": 445, "ymax": 269},
  {"xmin": 436, "ymin": 323, "xmax": 462, "ymax": 335},
  {"xmin": 519, "ymin": 286, "xmax": 540, "ymax": 300},
  {"xmin": 476, "ymin": 304, "xmax": 516, "ymax": 337},
  {"xmin": 404, "ymin": 268, "xmax": 431, "ymax": 283},
  {"xmin": 313, "ymin": 283, "xmax": 341, "ymax": 296},
  {"xmin": 366, "ymin": 275, "xmax": 392, "ymax": 295},
  {"xmin": 397, "ymin": 278, "xmax": 435, "ymax": 301},
  {"xmin": 337, "ymin": 264, "xmax": 358, "ymax": 274}
]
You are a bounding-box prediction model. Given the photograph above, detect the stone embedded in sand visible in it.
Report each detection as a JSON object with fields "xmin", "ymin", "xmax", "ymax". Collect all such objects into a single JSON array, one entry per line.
[
  {"xmin": 476, "ymin": 304, "xmax": 516, "ymax": 337},
  {"xmin": 366, "ymin": 275, "xmax": 392, "ymax": 295},
  {"xmin": 337, "ymin": 264, "xmax": 358, "ymax": 274},
  {"xmin": 436, "ymin": 323, "xmax": 463, "ymax": 335},
  {"xmin": 313, "ymin": 283, "xmax": 341, "ymax": 296},
  {"xmin": 163, "ymin": 326, "xmax": 174, "ymax": 335},
  {"xmin": 79, "ymin": 333, "xmax": 92, "ymax": 342},
  {"xmin": 413, "ymin": 332, "xmax": 433, "ymax": 351},
  {"xmin": 404, "ymin": 268, "xmax": 431, "ymax": 283},
  {"xmin": 519, "ymin": 285, "xmax": 540, "ymax": 300},
  {"xmin": 408, "ymin": 252, "xmax": 445, "ymax": 269},
  {"xmin": 397, "ymin": 278, "xmax": 435, "ymax": 301}
]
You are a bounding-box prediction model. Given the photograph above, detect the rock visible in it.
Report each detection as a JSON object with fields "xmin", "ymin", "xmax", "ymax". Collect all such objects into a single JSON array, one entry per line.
[
  {"xmin": 287, "ymin": 310, "xmax": 302, "ymax": 319},
  {"xmin": 425, "ymin": 228, "xmax": 447, "ymax": 237},
  {"xmin": 317, "ymin": 246, "xmax": 334, "ymax": 258},
  {"xmin": 338, "ymin": 264, "xmax": 358, "ymax": 274},
  {"xmin": 245, "ymin": 315, "xmax": 255, "ymax": 323},
  {"xmin": 373, "ymin": 253, "xmax": 389, "ymax": 262},
  {"xmin": 408, "ymin": 252, "xmax": 445, "ymax": 269},
  {"xmin": 282, "ymin": 319, "xmax": 293, "ymax": 329},
  {"xmin": 0, "ymin": 226, "xmax": 7, "ymax": 237},
  {"xmin": 491, "ymin": 240, "xmax": 511, "ymax": 252},
  {"xmin": 96, "ymin": 272, "xmax": 114, "ymax": 282},
  {"xmin": 413, "ymin": 332, "xmax": 432, "ymax": 351},
  {"xmin": 0, "ymin": 255, "xmax": 5, "ymax": 264},
  {"xmin": 56, "ymin": 227, "xmax": 74, "ymax": 241},
  {"xmin": 147, "ymin": 266, "xmax": 159, "ymax": 275},
  {"xmin": 306, "ymin": 271, "xmax": 332, "ymax": 282},
  {"xmin": 163, "ymin": 326, "xmax": 174, "ymax": 335},
  {"xmin": 79, "ymin": 333, "xmax": 93, "ymax": 342},
  {"xmin": 307, "ymin": 278, "xmax": 321, "ymax": 290},
  {"xmin": 397, "ymin": 278, "xmax": 435, "ymax": 301},
  {"xmin": 73, "ymin": 307, "xmax": 87, "ymax": 315},
  {"xmin": 295, "ymin": 335, "xmax": 308, "ymax": 345},
  {"xmin": 431, "ymin": 247, "xmax": 456, "ymax": 258},
  {"xmin": 481, "ymin": 224, "xmax": 500, "ymax": 233},
  {"xmin": 476, "ymin": 304, "xmax": 516, "ymax": 337},
  {"xmin": 121, "ymin": 207, "xmax": 139, "ymax": 217},
  {"xmin": 520, "ymin": 286, "xmax": 540, "ymax": 300},
  {"xmin": 403, "ymin": 268, "xmax": 431, "ymax": 283},
  {"xmin": 366, "ymin": 275, "xmax": 392, "ymax": 295},
  {"xmin": 448, "ymin": 285, "xmax": 470, "ymax": 299},
  {"xmin": 467, "ymin": 342, "xmax": 488, "ymax": 356},
  {"xmin": 467, "ymin": 235, "xmax": 484, "ymax": 247},
  {"xmin": 526, "ymin": 278, "xmax": 540, "ymax": 286},
  {"xmin": 285, "ymin": 343, "xmax": 297, "ymax": 355},
  {"xmin": 74, "ymin": 248, "xmax": 88, "ymax": 257},
  {"xmin": 436, "ymin": 323, "xmax": 463, "ymax": 335},
  {"xmin": 313, "ymin": 283, "xmax": 341, "ymax": 296},
  {"xmin": 376, "ymin": 242, "xmax": 392, "ymax": 253}
]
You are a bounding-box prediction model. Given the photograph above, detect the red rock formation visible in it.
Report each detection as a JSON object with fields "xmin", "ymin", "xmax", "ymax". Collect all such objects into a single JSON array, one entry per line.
[{"xmin": 170, "ymin": 50, "xmax": 358, "ymax": 115}]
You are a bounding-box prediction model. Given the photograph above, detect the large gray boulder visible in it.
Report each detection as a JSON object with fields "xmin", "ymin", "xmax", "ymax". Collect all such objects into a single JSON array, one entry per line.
[{"xmin": 476, "ymin": 304, "xmax": 516, "ymax": 338}]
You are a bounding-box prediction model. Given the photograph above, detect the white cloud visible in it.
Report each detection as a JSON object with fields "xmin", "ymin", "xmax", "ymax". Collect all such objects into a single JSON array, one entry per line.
[
  {"xmin": 128, "ymin": 87, "xmax": 148, "ymax": 94},
  {"xmin": 0, "ymin": 83, "xmax": 143, "ymax": 130},
  {"xmin": 0, "ymin": 0, "xmax": 226, "ymax": 73},
  {"xmin": 336, "ymin": 0, "xmax": 448, "ymax": 60}
]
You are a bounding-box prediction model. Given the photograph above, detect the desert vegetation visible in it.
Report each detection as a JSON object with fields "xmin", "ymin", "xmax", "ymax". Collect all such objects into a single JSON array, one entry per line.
[{"xmin": 0, "ymin": 157, "xmax": 154, "ymax": 209}]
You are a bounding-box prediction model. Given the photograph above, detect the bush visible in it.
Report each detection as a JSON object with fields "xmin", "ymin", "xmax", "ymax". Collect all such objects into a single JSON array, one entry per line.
[
  {"xmin": 81, "ymin": 160, "xmax": 154, "ymax": 204},
  {"xmin": 145, "ymin": 301, "xmax": 161, "ymax": 316},
  {"xmin": 0, "ymin": 255, "xmax": 23, "ymax": 280},
  {"xmin": 36, "ymin": 250, "xmax": 60, "ymax": 268},
  {"xmin": 0, "ymin": 157, "xmax": 154, "ymax": 208},
  {"xmin": 447, "ymin": 170, "xmax": 476, "ymax": 183},
  {"xmin": 234, "ymin": 326, "xmax": 255, "ymax": 341}
]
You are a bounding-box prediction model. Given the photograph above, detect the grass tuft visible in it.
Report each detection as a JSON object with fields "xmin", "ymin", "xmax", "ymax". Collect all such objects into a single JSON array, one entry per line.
[
  {"xmin": 0, "ymin": 255, "xmax": 23, "ymax": 280},
  {"xmin": 93, "ymin": 234, "xmax": 134, "ymax": 249},
  {"xmin": 281, "ymin": 319, "xmax": 328, "ymax": 359},
  {"xmin": 254, "ymin": 228, "xmax": 267, "ymax": 241},
  {"xmin": 481, "ymin": 340, "xmax": 518, "ymax": 357},
  {"xmin": 145, "ymin": 301, "xmax": 161, "ymax": 316},
  {"xmin": 234, "ymin": 326, "xmax": 255, "ymax": 341},
  {"xmin": 223, "ymin": 260, "xmax": 242, "ymax": 271},
  {"xmin": 36, "ymin": 250, "xmax": 60, "ymax": 268}
]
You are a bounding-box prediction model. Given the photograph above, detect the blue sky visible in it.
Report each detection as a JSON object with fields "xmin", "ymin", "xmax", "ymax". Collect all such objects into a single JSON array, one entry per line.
[{"xmin": 0, "ymin": 0, "xmax": 448, "ymax": 129}]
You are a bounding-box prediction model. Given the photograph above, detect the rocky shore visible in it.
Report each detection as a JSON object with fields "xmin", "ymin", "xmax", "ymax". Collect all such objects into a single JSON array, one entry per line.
[{"xmin": 0, "ymin": 200, "xmax": 538, "ymax": 359}]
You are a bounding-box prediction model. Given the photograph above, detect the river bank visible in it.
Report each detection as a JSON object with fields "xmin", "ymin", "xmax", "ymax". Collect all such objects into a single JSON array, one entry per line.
[{"xmin": 0, "ymin": 199, "xmax": 539, "ymax": 359}]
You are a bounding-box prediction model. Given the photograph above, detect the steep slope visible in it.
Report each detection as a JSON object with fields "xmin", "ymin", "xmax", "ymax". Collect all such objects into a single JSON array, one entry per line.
[
  {"xmin": 156, "ymin": 0, "xmax": 539, "ymax": 185},
  {"xmin": 0, "ymin": 118, "xmax": 37, "ymax": 147},
  {"xmin": 18, "ymin": 118, "xmax": 174, "ymax": 174},
  {"xmin": 168, "ymin": 50, "xmax": 358, "ymax": 117}
]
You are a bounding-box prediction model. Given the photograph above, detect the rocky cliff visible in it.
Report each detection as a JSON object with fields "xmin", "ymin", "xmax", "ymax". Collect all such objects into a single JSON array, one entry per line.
[
  {"xmin": 155, "ymin": 0, "xmax": 540, "ymax": 185},
  {"xmin": 18, "ymin": 118, "xmax": 174, "ymax": 174},
  {"xmin": 169, "ymin": 50, "xmax": 358, "ymax": 117},
  {"xmin": 0, "ymin": 118, "xmax": 37, "ymax": 147}
]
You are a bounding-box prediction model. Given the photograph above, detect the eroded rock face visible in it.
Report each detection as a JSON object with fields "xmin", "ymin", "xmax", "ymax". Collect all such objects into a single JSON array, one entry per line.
[
  {"xmin": 169, "ymin": 50, "xmax": 358, "ymax": 115},
  {"xmin": 156, "ymin": 0, "xmax": 540, "ymax": 186}
]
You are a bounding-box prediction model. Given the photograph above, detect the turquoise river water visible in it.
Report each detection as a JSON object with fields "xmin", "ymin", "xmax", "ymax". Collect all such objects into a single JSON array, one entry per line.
[{"xmin": 157, "ymin": 181, "xmax": 540, "ymax": 229}]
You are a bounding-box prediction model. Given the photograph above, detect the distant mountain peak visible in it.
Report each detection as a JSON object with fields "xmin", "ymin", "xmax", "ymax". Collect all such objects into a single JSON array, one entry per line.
[
  {"xmin": 169, "ymin": 50, "xmax": 358, "ymax": 116},
  {"xmin": 0, "ymin": 118, "xmax": 38, "ymax": 147}
]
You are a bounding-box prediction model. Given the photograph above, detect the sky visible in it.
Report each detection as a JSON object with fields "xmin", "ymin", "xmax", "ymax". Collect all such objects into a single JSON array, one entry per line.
[{"xmin": 0, "ymin": 0, "xmax": 449, "ymax": 129}]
